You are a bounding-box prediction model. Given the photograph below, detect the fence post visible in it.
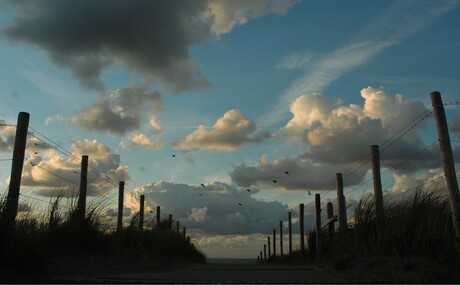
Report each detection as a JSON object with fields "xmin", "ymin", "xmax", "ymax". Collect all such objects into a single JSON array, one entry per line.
[
  {"xmin": 77, "ymin": 155, "xmax": 88, "ymax": 222},
  {"xmin": 299, "ymin": 203, "xmax": 305, "ymax": 255},
  {"xmin": 117, "ymin": 181, "xmax": 125, "ymax": 232},
  {"xmin": 264, "ymin": 244, "xmax": 267, "ymax": 260},
  {"xmin": 259, "ymin": 251, "xmax": 263, "ymax": 262},
  {"xmin": 168, "ymin": 214, "xmax": 173, "ymax": 230},
  {"xmin": 156, "ymin": 206, "xmax": 161, "ymax": 228},
  {"xmin": 371, "ymin": 145, "xmax": 385, "ymax": 230},
  {"xmin": 336, "ymin": 173, "xmax": 348, "ymax": 230},
  {"xmin": 315, "ymin": 194, "xmax": 322, "ymax": 257},
  {"xmin": 431, "ymin": 91, "xmax": 460, "ymax": 239},
  {"xmin": 183, "ymin": 227, "xmax": 186, "ymax": 239},
  {"xmin": 279, "ymin": 221, "xmax": 284, "ymax": 257},
  {"xmin": 267, "ymin": 236, "xmax": 271, "ymax": 258},
  {"xmin": 139, "ymin": 195, "xmax": 145, "ymax": 230},
  {"xmin": 273, "ymin": 229, "xmax": 277, "ymax": 258},
  {"xmin": 288, "ymin": 212, "xmax": 292, "ymax": 255},
  {"xmin": 4, "ymin": 112, "xmax": 29, "ymax": 234},
  {"xmin": 327, "ymin": 202, "xmax": 335, "ymax": 239},
  {"xmin": 176, "ymin": 220, "xmax": 180, "ymax": 235}
]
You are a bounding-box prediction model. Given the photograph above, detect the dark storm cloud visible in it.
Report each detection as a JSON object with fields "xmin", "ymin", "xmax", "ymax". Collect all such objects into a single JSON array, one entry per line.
[{"xmin": 3, "ymin": 0, "xmax": 212, "ymax": 91}]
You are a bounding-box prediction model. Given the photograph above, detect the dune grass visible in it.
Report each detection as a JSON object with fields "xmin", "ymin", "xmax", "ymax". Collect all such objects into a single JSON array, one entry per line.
[
  {"xmin": 0, "ymin": 195, "xmax": 205, "ymax": 282},
  {"xmin": 265, "ymin": 187, "xmax": 460, "ymax": 282}
]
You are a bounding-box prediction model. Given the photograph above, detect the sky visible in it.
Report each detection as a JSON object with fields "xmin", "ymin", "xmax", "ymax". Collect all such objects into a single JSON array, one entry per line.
[{"xmin": 0, "ymin": 0, "xmax": 460, "ymax": 259}]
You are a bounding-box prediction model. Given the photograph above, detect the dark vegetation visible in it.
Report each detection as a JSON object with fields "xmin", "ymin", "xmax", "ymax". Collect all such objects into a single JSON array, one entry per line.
[
  {"xmin": 262, "ymin": 188, "xmax": 460, "ymax": 283},
  {"xmin": 0, "ymin": 195, "xmax": 206, "ymax": 283}
]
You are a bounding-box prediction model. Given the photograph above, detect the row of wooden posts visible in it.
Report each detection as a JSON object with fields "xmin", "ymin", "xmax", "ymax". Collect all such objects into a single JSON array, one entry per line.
[
  {"xmin": 2, "ymin": 91, "xmax": 459, "ymax": 254},
  {"xmin": 257, "ymin": 91, "xmax": 460, "ymax": 262},
  {"xmin": 1, "ymin": 113, "xmax": 194, "ymax": 245}
]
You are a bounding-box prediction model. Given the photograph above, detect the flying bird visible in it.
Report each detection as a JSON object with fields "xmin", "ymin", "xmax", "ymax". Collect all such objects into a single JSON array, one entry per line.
[
  {"xmin": 272, "ymin": 179, "xmax": 277, "ymax": 183},
  {"xmin": 199, "ymin": 193, "xmax": 203, "ymax": 196},
  {"xmin": 285, "ymin": 171, "xmax": 289, "ymax": 175},
  {"xmin": 238, "ymin": 203, "xmax": 243, "ymax": 206},
  {"xmin": 34, "ymin": 143, "xmax": 39, "ymax": 146},
  {"xmin": 200, "ymin": 183, "xmax": 205, "ymax": 188},
  {"xmin": 33, "ymin": 151, "xmax": 38, "ymax": 154},
  {"xmin": 171, "ymin": 154, "xmax": 176, "ymax": 158},
  {"xmin": 246, "ymin": 188, "xmax": 251, "ymax": 192}
]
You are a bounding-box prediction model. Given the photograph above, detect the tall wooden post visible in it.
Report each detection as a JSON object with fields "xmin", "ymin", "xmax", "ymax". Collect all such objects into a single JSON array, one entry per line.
[
  {"xmin": 263, "ymin": 244, "xmax": 267, "ymax": 260},
  {"xmin": 183, "ymin": 227, "xmax": 186, "ymax": 239},
  {"xmin": 327, "ymin": 202, "xmax": 335, "ymax": 239},
  {"xmin": 336, "ymin": 173, "xmax": 348, "ymax": 230},
  {"xmin": 371, "ymin": 145, "xmax": 385, "ymax": 230},
  {"xmin": 279, "ymin": 221, "xmax": 284, "ymax": 257},
  {"xmin": 117, "ymin": 181, "xmax": 125, "ymax": 232},
  {"xmin": 168, "ymin": 214, "xmax": 173, "ymax": 230},
  {"xmin": 299, "ymin": 203, "xmax": 305, "ymax": 254},
  {"xmin": 272, "ymin": 229, "xmax": 277, "ymax": 257},
  {"xmin": 288, "ymin": 212, "xmax": 292, "ymax": 255},
  {"xmin": 77, "ymin": 155, "xmax": 88, "ymax": 221},
  {"xmin": 139, "ymin": 195, "xmax": 145, "ymax": 230},
  {"xmin": 4, "ymin": 112, "xmax": 29, "ymax": 232},
  {"xmin": 259, "ymin": 251, "xmax": 263, "ymax": 262},
  {"xmin": 156, "ymin": 206, "xmax": 161, "ymax": 228},
  {"xmin": 176, "ymin": 220, "xmax": 180, "ymax": 235},
  {"xmin": 431, "ymin": 91, "xmax": 460, "ymax": 239},
  {"xmin": 315, "ymin": 194, "xmax": 322, "ymax": 257},
  {"xmin": 267, "ymin": 236, "xmax": 271, "ymax": 257}
]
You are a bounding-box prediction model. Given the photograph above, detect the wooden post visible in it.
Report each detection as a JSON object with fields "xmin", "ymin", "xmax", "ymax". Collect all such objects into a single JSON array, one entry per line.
[
  {"xmin": 4, "ymin": 112, "xmax": 29, "ymax": 232},
  {"xmin": 272, "ymin": 229, "xmax": 277, "ymax": 257},
  {"xmin": 156, "ymin": 206, "xmax": 161, "ymax": 228},
  {"xmin": 299, "ymin": 203, "xmax": 305, "ymax": 254},
  {"xmin": 288, "ymin": 212, "xmax": 292, "ymax": 255},
  {"xmin": 279, "ymin": 221, "xmax": 284, "ymax": 257},
  {"xmin": 259, "ymin": 251, "xmax": 263, "ymax": 262},
  {"xmin": 183, "ymin": 227, "xmax": 186, "ymax": 239},
  {"xmin": 176, "ymin": 220, "xmax": 180, "ymax": 235},
  {"xmin": 431, "ymin": 91, "xmax": 460, "ymax": 239},
  {"xmin": 168, "ymin": 214, "xmax": 173, "ymax": 230},
  {"xmin": 327, "ymin": 202, "xmax": 335, "ymax": 239},
  {"xmin": 336, "ymin": 173, "xmax": 348, "ymax": 230},
  {"xmin": 371, "ymin": 145, "xmax": 385, "ymax": 230},
  {"xmin": 77, "ymin": 155, "xmax": 88, "ymax": 221},
  {"xmin": 315, "ymin": 194, "xmax": 322, "ymax": 257},
  {"xmin": 267, "ymin": 236, "xmax": 271, "ymax": 257},
  {"xmin": 263, "ymin": 244, "xmax": 267, "ymax": 260},
  {"xmin": 117, "ymin": 181, "xmax": 125, "ymax": 232},
  {"xmin": 139, "ymin": 195, "xmax": 145, "ymax": 230}
]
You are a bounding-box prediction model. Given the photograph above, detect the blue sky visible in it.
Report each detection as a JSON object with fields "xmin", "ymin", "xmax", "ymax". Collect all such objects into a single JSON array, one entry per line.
[{"xmin": 1, "ymin": 0, "xmax": 460, "ymax": 258}]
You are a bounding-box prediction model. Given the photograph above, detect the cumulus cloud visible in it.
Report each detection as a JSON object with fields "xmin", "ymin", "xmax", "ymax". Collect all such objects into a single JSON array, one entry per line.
[
  {"xmin": 149, "ymin": 116, "xmax": 163, "ymax": 133},
  {"xmin": 174, "ymin": 109, "xmax": 268, "ymax": 152},
  {"xmin": 19, "ymin": 139, "xmax": 130, "ymax": 197},
  {"xmin": 230, "ymin": 154, "xmax": 367, "ymax": 191},
  {"xmin": 281, "ymin": 87, "xmax": 439, "ymax": 172},
  {"xmin": 71, "ymin": 83, "xmax": 162, "ymax": 135},
  {"xmin": 130, "ymin": 133, "xmax": 163, "ymax": 150},
  {"xmin": 3, "ymin": 0, "xmax": 297, "ymax": 91},
  {"xmin": 0, "ymin": 125, "xmax": 16, "ymax": 152},
  {"xmin": 208, "ymin": 0, "xmax": 298, "ymax": 36},
  {"xmin": 132, "ymin": 181, "xmax": 288, "ymax": 235}
]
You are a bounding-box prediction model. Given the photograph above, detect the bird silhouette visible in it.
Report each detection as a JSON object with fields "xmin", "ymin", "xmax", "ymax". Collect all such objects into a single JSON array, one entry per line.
[
  {"xmin": 246, "ymin": 188, "xmax": 251, "ymax": 192},
  {"xmin": 33, "ymin": 151, "xmax": 38, "ymax": 154},
  {"xmin": 199, "ymin": 193, "xmax": 203, "ymax": 196},
  {"xmin": 308, "ymin": 190, "xmax": 311, "ymax": 195},
  {"xmin": 238, "ymin": 203, "xmax": 243, "ymax": 206},
  {"xmin": 272, "ymin": 179, "xmax": 277, "ymax": 183},
  {"xmin": 171, "ymin": 154, "xmax": 176, "ymax": 158},
  {"xmin": 285, "ymin": 171, "xmax": 289, "ymax": 175},
  {"xmin": 200, "ymin": 183, "xmax": 205, "ymax": 188},
  {"xmin": 34, "ymin": 143, "xmax": 39, "ymax": 146}
]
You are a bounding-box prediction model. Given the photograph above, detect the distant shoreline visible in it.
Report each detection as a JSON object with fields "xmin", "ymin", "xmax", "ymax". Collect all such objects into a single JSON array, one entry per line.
[{"xmin": 207, "ymin": 258, "xmax": 256, "ymax": 264}]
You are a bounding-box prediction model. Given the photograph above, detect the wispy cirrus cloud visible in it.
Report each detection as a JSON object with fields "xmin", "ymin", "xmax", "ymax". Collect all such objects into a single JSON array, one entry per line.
[{"xmin": 262, "ymin": 0, "xmax": 460, "ymax": 126}]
